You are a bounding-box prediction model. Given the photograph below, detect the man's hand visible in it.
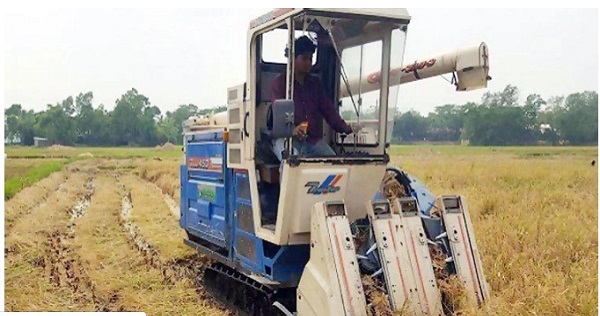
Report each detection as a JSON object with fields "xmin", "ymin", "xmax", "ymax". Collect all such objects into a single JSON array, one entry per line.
[
  {"xmin": 293, "ymin": 124, "xmax": 307, "ymax": 138},
  {"xmin": 343, "ymin": 122, "xmax": 363, "ymax": 134},
  {"xmin": 350, "ymin": 122, "xmax": 363, "ymax": 134}
]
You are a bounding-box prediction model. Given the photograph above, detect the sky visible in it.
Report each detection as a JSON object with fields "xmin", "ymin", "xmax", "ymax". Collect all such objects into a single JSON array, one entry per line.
[{"xmin": 3, "ymin": 6, "xmax": 598, "ymax": 116}]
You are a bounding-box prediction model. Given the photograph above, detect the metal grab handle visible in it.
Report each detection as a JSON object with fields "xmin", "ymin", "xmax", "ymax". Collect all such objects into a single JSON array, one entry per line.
[
  {"xmin": 272, "ymin": 301, "xmax": 294, "ymax": 316},
  {"xmin": 243, "ymin": 111, "xmax": 250, "ymax": 137}
]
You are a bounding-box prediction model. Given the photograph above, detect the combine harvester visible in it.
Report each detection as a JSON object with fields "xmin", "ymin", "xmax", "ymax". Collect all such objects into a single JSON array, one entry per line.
[{"xmin": 179, "ymin": 8, "xmax": 491, "ymax": 315}]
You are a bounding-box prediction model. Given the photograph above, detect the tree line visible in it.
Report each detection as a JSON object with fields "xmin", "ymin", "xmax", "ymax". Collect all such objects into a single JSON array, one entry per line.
[
  {"xmin": 5, "ymin": 88, "xmax": 225, "ymax": 147},
  {"xmin": 392, "ymin": 85, "xmax": 597, "ymax": 145},
  {"xmin": 4, "ymin": 85, "xmax": 598, "ymax": 147}
]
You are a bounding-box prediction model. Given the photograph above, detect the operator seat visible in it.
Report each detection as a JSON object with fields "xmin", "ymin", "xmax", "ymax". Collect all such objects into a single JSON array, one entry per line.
[{"xmin": 258, "ymin": 99, "xmax": 296, "ymax": 183}]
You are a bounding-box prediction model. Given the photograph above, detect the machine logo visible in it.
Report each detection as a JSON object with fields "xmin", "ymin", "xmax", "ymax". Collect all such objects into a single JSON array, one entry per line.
[
  {"xmin": 305, "ymin": 174, "xmax": 343, "ymax": 195},
  {"xmin": 188, "ymin": 156, "xmax": 222, "ymax": 171}
]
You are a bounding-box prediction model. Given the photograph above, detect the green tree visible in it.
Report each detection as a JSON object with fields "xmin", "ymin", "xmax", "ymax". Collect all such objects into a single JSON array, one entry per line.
[
  {"xmin": 552, "ymin": 91, "xmax": 598, "ymax": 144},
  {"xmin": 35, "ymin": 97, "xmax": 77, "ymax": 145},
  {"xmin": 481, "ymin": 84, "xmax": 519, "ymax": 107},
  {"xmin": 167, "ymin": 104, "xmax": 199, "ymax": 143},
  {"xmin": 393, "ymin": 110, "xmax": 429, "ymax": 142},
  {"xmin": 463, "ymin": 85, "xmax": 532, "ymax": 145},
  {"xmin": 156, "ymin": 116, "xmax": 179, "ymax": 144},
  {"xmin": 427, "ymin": 104, "xmax": 464, "ymax": 141},
  {"xmin": 86, "ymin": 105, "xmax": 112, "ymax": 146},
  {"xmin": 5, "ymin": 104, "xmax": 22, "ymax": 143},
  {"xmin": 139, "ymin": 105, "xmax": 161, "ymax": 146},
  {"xmin": 110, "ymin": 88, "xmax": 154, "ymax": 146},
  {"xmin": 5, "ymin": 104, "xmax": 38, "ymax": 145},
  {"xmin": 75, "ymin": 92, "xmax": 95, "ymax": 144},
  {"xmin": 463, "ymin": 105, "xmax": 529, "ymax": 145}
]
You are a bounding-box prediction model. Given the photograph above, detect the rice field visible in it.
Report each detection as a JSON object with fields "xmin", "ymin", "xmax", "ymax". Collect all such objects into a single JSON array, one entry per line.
[{"xmin": 3, "ymin": 145, "xmax": 598, "ymax": 315}]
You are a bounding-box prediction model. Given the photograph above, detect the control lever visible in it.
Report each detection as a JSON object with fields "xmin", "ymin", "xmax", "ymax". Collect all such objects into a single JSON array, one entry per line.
[{"xmin": 339, "ymin": 134, "xmax": 347, "ymax": 154}]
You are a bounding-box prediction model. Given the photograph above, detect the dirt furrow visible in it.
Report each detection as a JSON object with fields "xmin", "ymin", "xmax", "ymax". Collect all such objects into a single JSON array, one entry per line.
[
  {"xmin": 140, "ymin": 177, "xmax": 180, "ymax": 217},
  {"xmin": 4, "ymin": 172, "xmax": 96, "ymax": 311},
  {"xmin": 71, "ymin": 173, "xmax": 139, "ymax": 311},
  {"xmin": 119, "ymin": 183, "xmax": 202, "ymax": 282},
  {"xmin": 4, "ymin": 171, "xmax": 70, "ymax": 232},
  {"xmin": 117, "ymin": 175, "xmax": 189, "ymax": 259},
  {"xmin": 63, "ymin": 172, "xmax": 228, "ymax": 315},
  {"xmin": 69, "ymin": 177, "xmax": 95, "ymax": 222},
  {"xmin": 44, "ymin": 175, "xmax": 100, "ymax": 309},
  {"xmin": 137, "ymin": 159, "xmax": 180, "ymax": 202},
  {"xmin": 115, "ymin": 174, "xmax": 229, "ymax": 315}
]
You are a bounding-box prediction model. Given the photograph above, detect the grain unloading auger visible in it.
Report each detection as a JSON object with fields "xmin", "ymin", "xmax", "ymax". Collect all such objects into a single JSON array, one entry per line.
[{"xmin": 179, "ymin": 8, "xmax": 491, "ymax": 315}]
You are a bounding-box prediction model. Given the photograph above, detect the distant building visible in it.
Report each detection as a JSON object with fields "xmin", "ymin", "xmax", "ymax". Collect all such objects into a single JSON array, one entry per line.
[
  {"xmin": 4, "ymin": 135, "xmax": 21, "ymax": 145},
  {"xmin": 539, "ymin": 123, "xmax": 552, "ymax": 134},
  {"xmin": 33, "ymin": 137, "xmax": 50, "ymax": 147}
]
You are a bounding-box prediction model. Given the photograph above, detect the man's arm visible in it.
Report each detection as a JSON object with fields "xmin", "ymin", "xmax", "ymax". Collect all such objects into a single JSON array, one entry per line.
[{"xmin": 317, "ymin": 81, "xmax": 352, "ymax": 134}]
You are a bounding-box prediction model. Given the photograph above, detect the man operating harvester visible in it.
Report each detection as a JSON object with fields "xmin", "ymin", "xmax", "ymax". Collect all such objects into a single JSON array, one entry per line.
[{"xmin": 270, "ymin": 35, "xmax": 357, "ymax": 161}]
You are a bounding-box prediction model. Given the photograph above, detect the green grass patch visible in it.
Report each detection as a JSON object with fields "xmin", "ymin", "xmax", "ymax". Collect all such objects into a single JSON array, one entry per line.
[
  {"xmin": 4, "ymin": 158, "xmax": 66, "ymax": 180},
  {"xmin": 4, "ymin": 161, "xmax": 66, "ymax": 200}
]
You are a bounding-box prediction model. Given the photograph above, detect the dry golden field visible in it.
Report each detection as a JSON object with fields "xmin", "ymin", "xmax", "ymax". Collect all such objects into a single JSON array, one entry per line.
[{"xmin": 3, "ymin": 146, "xmax": 598, "ymax": 315}]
